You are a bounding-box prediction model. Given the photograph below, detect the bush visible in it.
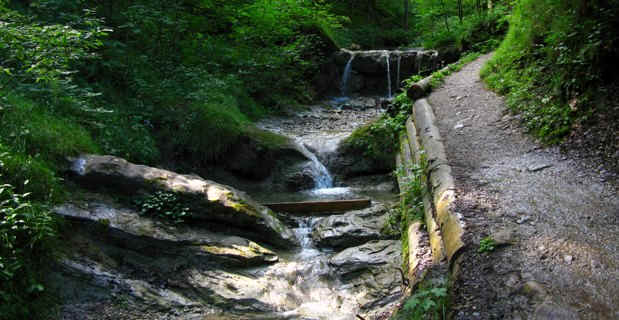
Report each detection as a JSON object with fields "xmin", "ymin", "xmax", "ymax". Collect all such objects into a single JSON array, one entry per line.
[
  {"xmin": 0, "ymin": 92, "xmax": 99, "ymax": 164},
  {"xmin": 482, "ymin": 0, "xmax": 619, "ymax": 142},
  {"xmin": 0, "ymin": 181, "xmax": 58, "ymax": 319},
  {"xmin": 0, "ymin": 147, "xmax": 63, "ymax": 202}
]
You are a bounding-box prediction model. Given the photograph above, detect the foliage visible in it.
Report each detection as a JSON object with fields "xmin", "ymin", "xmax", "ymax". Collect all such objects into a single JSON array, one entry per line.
[
  {"xmin": 0, "ymin": 147, "xmax": 63, "ymax": 202},
  {"xmin": 0, "ymin": 180, "xmax": 58, "ymax": 319},
  {"xmin": 395, "ymin": 154, "xmax": 428, "ymax": 271},
  {"xmin": 0, "ymin": 5, "xmax": 108, "ymax": 107},
  {"xmin": 482, "ymin": 0, "xmax": 619, "ymax": 142},
  {"xmin": 414, "ymin": 0, "xmax": 510, "ymax": 55},
  {"xmin": 395, "ymin": 283, "xmax": 448, "ymax": 320},
  {"xmin": 478, "ymin": 236, "xmax": 496, "ymax": 253},
  {"xmin": 134, "ymin": 191, "xmax": 190, "ymax": 224},
  {"xmin": 381, "ymin": 205, "xmax": 403, "ymax": 238}
]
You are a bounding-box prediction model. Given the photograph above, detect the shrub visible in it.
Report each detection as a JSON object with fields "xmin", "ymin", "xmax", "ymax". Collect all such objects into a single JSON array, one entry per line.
[
  {"xmin": 482, "ymin": 0, "xmax": 619, "ymax": 142},
  {"xmin": 0, "ymin": 182, "xmax": 58, "ymax": 319}
]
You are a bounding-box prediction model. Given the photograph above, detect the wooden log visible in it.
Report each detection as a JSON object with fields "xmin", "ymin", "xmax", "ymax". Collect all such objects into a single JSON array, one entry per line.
[
  {"xmin": 264, "ymin": 199, "xmax": 371, "ymax": 214},
  {"xmin": 406, "ymin": 66, "xmax": 449, "ymax": 100}
]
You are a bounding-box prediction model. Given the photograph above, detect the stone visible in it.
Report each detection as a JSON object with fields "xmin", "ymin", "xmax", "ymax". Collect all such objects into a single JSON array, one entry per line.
[
  {"xmin": 527, "ymin": 163, "xmax": 553, "ymax": 172},
  {"xmin": 54, "ymin": 199, "xmax": 279, "ymax": 267},
  {"xmin": 491, "ymin": 228, "xmax": 517, "ymax": 246},
  {"xmin": 563, "ymin": 255, "xmax": 573, "ymax": 264},
  {"xmin": 312, "ymin": 204, "xmax": 390, "ymax": 249},
  {"xmin": 533, "ymin": 301, "xmax": 579, "ymax": 320},
  {"xmin": 68, "ymin": 154, "xmax": 298, "ymax": 248},
  {"xmin": 517, "ymin": 216, "xmax": 530, "ymax": 224},
  {"xmin": 223, "ymin": 131, "xmax": 308, "ymax": 180},
  {"xmin": 329, "ymin": 240, "xmax": 401, "ymax": 275},
  {"xmin": 281, "ymin": 161, "xmax": 316, "ymax": 191},
  {"xmin": 521, "ymin": 281, "xmax": 548, "ymax": 302}
]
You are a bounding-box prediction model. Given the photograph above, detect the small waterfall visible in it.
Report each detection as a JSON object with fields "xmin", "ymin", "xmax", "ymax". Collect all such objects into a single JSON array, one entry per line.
[
  {"xmin": 396, "ymin": 54, "xmax": 402, "ymax": 91},
  {"xmin": 385, "ymin": 52, "xmax": 392, "ymax": 98},
  {"xmin": 340, "ymin": 54, "xmax": 355, "ymax": 97},
  {"xmin": 296, "ymin": 141, "xmax": 334, "ymax": 189},
  {"xmin": 293, "ymin": 217, "xmax": 314, "ymax": 249}
]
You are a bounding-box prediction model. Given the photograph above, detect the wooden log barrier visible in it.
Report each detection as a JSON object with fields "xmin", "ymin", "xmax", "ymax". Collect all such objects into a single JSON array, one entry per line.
[{"xmin": 264, "ymin": 199, "xmax": 371, "ymax": 214}]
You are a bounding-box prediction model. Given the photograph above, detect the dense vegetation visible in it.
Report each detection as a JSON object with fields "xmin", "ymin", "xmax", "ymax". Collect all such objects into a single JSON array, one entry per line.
[
  {"xmin": 1, "ymin": 0, "xmax": 616, "ymax": 318},
  {"xmin": 482, "ymin": 0, "xmax": 619, "ymax": 143}
]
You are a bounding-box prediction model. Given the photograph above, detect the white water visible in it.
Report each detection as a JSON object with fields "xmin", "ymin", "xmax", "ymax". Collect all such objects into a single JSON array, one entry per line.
[
  {"xmin": 385, "ymin": 52, "xmax": 392, "ymax": 98},
  {"xmin": 340, "ymin": 54, "xmax": 355, "ymax": 97},
  {"xmin": 295, "ymin": 140, "xmax": 334, "ymax": 189},
  {"xmin": 396, "ymin": 54, "xmax": 402, "ymax": 92}
]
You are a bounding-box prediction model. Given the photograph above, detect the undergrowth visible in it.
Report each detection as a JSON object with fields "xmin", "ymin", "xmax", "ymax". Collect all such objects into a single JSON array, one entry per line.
[
  {"xmin": 393, "ymin": 279, "xmax": 449, "ymax": 320},
  {"xmin": 481, "ymin": 0, "xmax": 619, "ymax": 143},
  {"xmin": 0, "ymin": 168, "xmax": 59, "ymax": 319}
]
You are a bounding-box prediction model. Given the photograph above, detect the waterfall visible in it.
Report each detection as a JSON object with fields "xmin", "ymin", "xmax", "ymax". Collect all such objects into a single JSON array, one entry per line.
[
  {"xmin": 295, "ymin": 141, "xmax": 333, "ymax": 189},
  {"xmin": 385, "ymin": 52, "xmax": 392, "ymax": 98},
  {"xmin": 396, "ymin": 54, "xmax": 402, "ymax": 92},
  {"xmin": 340, "ymin": 54, "xmax": 355, "ymax": 97}
]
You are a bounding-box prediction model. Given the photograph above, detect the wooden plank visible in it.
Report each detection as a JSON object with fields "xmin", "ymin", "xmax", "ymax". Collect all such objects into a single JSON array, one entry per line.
[{"xmin": 264, "ymin": 199, "xmax": 371, "ymax": 214}]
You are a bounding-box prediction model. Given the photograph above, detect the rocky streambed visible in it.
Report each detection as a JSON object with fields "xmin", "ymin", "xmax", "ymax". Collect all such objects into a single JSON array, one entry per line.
[{"xmin": 52, "ymin": 97, "xmax": 406, "ymax": 320}]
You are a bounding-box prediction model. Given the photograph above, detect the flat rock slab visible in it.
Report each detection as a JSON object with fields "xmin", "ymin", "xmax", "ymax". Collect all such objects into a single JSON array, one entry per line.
[
  {"xmin": 68, "ymin": 154, "xmax": 298, "ymax": 248},
  {"xmin": 312, "ymin": 204, "xmax": 390, "ymax": 249},
  {"xmin": 329, "ymin": 240, "xmax": 401, "ymax": 275},
  {"xmin": 54, "ymin": 199, "xmax": 278, "ymax": 267}
]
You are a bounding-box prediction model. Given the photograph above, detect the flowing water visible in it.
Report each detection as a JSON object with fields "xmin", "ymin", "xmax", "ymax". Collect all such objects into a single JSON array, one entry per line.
[
  {"xmin": 295, "ymin": 140, "xmax": 334, "ymax": 189},
  {"xmin": 385, "ymin": 52, "xmax": 392, "ymax": 98},
  {"xmin": 242, "ymin": 100, "xmax": 402, "ymax": 319},
  {"xmin": 396, "ymin": 54, "xmax": 402, "ymax": 91},
  {"xmin": 340, "ymin": 54, "xmax": 355, "ymax": 98}
]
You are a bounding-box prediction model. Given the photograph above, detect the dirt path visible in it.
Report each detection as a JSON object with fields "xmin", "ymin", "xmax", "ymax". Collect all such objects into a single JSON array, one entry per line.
[{"xmin": 427, "ymin": 54, "xmax": 619, "ymax": 319}]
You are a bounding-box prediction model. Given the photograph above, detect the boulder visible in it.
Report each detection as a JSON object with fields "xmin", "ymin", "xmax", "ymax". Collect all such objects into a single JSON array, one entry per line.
[
  {"xmin": 281, "ymin": 161, "xmax": 317, "ymax": 191},
  {"xmin": 312, "ymin": 204, "xmax": 390, "ymax": 248},
  {"xmin": 326, "ymin": 144, "xmax": 395, "ymax": 178},
  {"xmin": 54, "ymin": 199, "xmax": 279, "ymax": 267},
  {"xmin": 329, "ymin": 240, "xmax": 401, "ymax": 275},
  {"xmin": 224, "ymin": 131, "xmax": 308, "ymax": 180},
  {"xmin": 68, "ymin": 154, "xmax": 298, "ymax": 248}
]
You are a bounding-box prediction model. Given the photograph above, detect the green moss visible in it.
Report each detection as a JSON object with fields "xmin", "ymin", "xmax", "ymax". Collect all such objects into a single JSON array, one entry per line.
[
  {"xmin": 0, "ymin": 91, "xmax": 99, "ymax": 164},
  {"xmin": 0, "ymin": 145, "xmax": 64, "ymax": 202},
  {"xmin": 244, "ymin": 126, "xmax": 291, "ymax": 150}
]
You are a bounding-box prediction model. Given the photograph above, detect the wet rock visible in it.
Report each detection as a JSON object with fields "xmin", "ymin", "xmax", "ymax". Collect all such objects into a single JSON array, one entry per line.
[
  {"xmin": 329, "ymin": 240, "xmax": 401, "ymax": 275},
  {"xmin": 68, "ymin": 154, "xmax": 298, "ymax": 248},
  {"xmin": 327, "ymin": 141, "xmax": 395, "ymax": 178},
  {"xmin": 224, "ymin": 131, "xmax": 308, "ymax": 180},
  {"xmin": 54, "ymin": 200, "xmax": 279, "ymax": 267},
  {"xmin": 281, "ymin": 161, "xmax": 316, "ymax": 191},
  {"xmin": 312, "ymin": 204, "xmax": 390, "ymax": 248}
]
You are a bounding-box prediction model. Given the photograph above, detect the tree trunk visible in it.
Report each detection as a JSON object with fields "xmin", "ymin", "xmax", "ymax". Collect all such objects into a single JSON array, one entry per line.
[
  {"xmin": 439, "ymin": 0, "xmax": 450, "ymax": 32},
  {"xmin": 458, "ymin": 0, "xmax": 463, "ymax": 24},
  {"xmin": 404, "ymin": 0, "xmax": 409, "ymax": 29},
  {"xmin": 487, "ymin": 0, "xmax": 493, "ymax": 10}
]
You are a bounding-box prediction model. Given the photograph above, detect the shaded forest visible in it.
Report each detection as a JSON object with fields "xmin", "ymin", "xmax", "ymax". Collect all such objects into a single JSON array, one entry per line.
[{"xmin": 1, "ymin": 0, "xmax": 617, "ymax": 318}]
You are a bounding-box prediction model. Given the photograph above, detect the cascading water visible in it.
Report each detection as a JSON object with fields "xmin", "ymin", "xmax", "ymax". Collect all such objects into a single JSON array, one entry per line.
[
  {"xmin": 340, "ymin": 54, "xmax": 355, "ymax": 97},
  {"xmin": 296, "ymin": 140, "xmax": 334, "ymax": 189},
  {"xmin": 396, "ymin": 53, "xmax": 402, "ymax": 92},
  {"xmin": 385, "ymin": 52, "xmax": 392, "ymax": 98}
]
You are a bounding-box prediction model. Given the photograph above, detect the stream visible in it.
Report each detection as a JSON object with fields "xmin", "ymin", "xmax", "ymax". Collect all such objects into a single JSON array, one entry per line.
[
  {"xmin": 240, "ymin": 96, "xmax": 401, "ymax": 319},
  {"xmin": 54, "ymin": 50, "xmax": 421, "ymax": 320}
]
